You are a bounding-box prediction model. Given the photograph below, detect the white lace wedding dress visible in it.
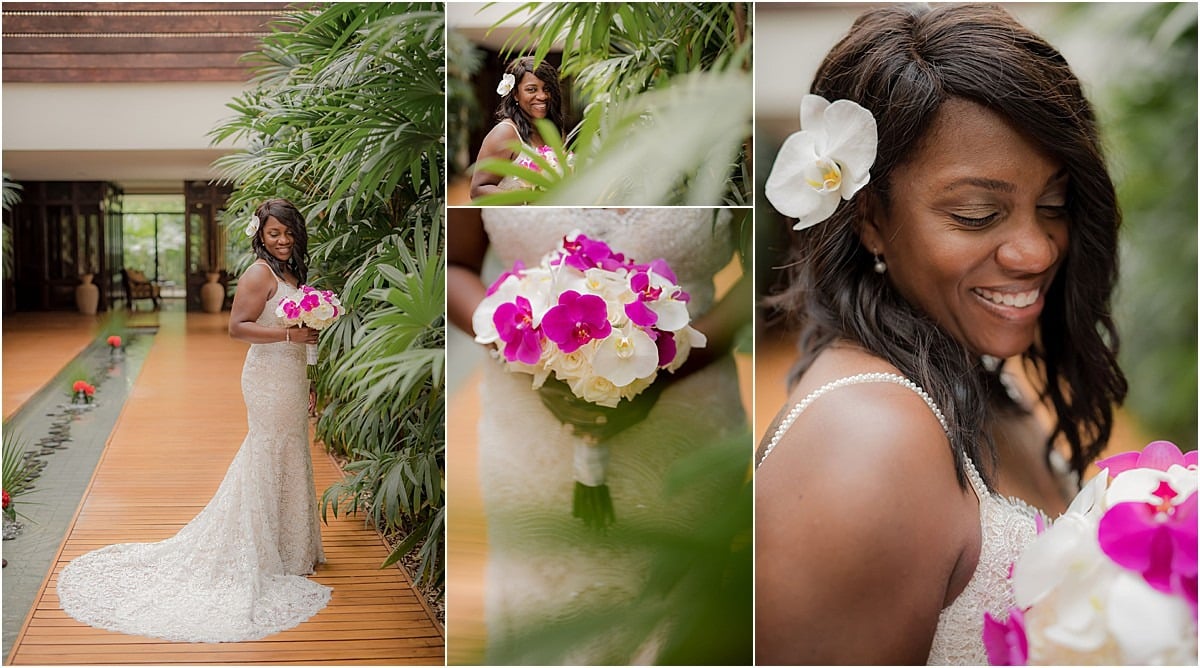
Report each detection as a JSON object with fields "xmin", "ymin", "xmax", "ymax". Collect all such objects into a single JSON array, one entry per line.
[
  {"xmin": 57, "ymin": 268, "xmax": 330, "ymax": 642},
  {"xmin": 477, "ymin": 208, "xmax": 748, "ymax": 664},
  {"xmin": 759, "ymin": 373, "xmax": 1041, "ymax": 665}
]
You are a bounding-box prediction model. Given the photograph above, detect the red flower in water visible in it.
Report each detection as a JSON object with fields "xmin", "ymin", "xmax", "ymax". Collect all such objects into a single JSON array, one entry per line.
[
  {"xmin": 107, "ymin": 335, "xmax": 122, "ymax": 348},
  {"xmin": 72, "ymin": 380, "xmax": 89, "ymax": 393},
  {"xmin": 2, "ymin": 489, "xmax": 10, "ymax": 510}
]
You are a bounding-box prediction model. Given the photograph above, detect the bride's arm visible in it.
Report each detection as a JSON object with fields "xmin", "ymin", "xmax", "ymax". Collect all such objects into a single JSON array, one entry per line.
[
  {"xmin": 228, "ymin": 263, "xmax": 317, "ymax": 345},
  {"xmin": 755, "ymin": 380, "xmax": 978, "ymax": 664},
  {"xmin": 446, "ymin": 207, "xmax": 488, "ymax": 336},
  {"xmin": 469, "ymin": 123, "xmax": 520, "ymax": 200},
  {"xmin": 668, "ymin": 219, "xmax": 751, "ymax": 378}
]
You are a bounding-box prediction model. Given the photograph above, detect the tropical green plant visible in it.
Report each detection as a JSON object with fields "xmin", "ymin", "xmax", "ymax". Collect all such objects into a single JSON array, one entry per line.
[
  {"xmin": 3, "ymin": 427, "xmax": 39, "ymax": 522},
  {"xmin": 447, "ymin": 29, "xmax": 486, "ymax": 175},
  {"xmin": 2, "ymin": 173, "xmax": 22, "ymax": 281},
  {"xmin": 211, "ymin": 3, "xmax": 446, "ymax": 592},
  {"xmin": 474, "ymin": 2, "xmax": 752, "ymax": 206}
]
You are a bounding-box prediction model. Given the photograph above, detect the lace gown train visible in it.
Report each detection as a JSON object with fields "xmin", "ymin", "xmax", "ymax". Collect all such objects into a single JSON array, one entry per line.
[
  {"xmin": 478, "ymin": 208, "xmax": 748, "ymax": 664},
  {"xmin": 56, "ymin": 274, "xmax": 330, "ymax": 642}
]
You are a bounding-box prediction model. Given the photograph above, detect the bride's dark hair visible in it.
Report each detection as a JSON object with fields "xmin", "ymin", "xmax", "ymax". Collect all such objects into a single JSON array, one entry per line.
[
  {"xmin": 251, "ymin": 198, "xmax": 309, "ymax": 286},
  {"xmin": 767, "ymin": 4, "xmax": 1127, "ymax": 489},
  {"xmin": 495, "ymin": 56, "xmax": 565, "ymax": 144}
]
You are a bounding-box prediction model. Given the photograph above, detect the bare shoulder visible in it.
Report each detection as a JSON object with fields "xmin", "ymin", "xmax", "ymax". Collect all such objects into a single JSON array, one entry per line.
[
  {"xmin": 755, "ymin": 345, "xmax": 976, "ymax": 663},
  {"xmin": 238, "ymin": 261, "xmax": 273, "ymax": 285},
  {"xmin": 485, "ymin": 120, "xmax": 519, "ymax": 143},
  {"xmin": 232, "ymin": 262, "xmax": 276, "ymax": 303}
]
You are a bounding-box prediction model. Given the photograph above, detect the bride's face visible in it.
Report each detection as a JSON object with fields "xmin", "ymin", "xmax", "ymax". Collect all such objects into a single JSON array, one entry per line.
[
  {"xmin": 861, "ymin": 98, "xmax": 1069, "ymax": 359},
  {"xmin": 515, "ymin": 72, "xmax": 550, "ymax": 120},
  {"xmin": 261, "ymin": 216, "xmax": 295, "ymax": 263}
]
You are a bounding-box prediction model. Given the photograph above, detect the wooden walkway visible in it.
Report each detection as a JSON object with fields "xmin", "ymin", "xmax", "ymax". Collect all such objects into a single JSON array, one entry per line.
[
  {"xmin": 6, "ymin": 310, "xmax": 444, "ymax": 665},
  {"xmin": 3, "ymin": 312, "xmax": 102, "ymax": 420}
]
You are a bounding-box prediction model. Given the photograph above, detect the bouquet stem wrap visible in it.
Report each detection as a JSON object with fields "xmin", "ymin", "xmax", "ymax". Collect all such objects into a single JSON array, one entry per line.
[{"xmin": 306, "ymin": 342, "xmax": 318, "ymax": 365}]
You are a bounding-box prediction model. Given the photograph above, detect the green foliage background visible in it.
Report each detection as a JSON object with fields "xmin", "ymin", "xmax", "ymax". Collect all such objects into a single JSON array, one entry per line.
[
  {"xmin": 1060, "ymin": 3, "xmax": 1198, "ymax": 450},
  {"xmin": 462, "ymin": 2, "xmax": 753, "ymax": 206},
  {"xmin": 211, "ymin": 3, "xmax": 446, "ymax": 591}
]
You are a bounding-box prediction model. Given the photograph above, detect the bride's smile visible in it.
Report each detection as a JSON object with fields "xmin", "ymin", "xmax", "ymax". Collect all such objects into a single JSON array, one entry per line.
[
  {"xmin": 262, "ymin": 216, "xmax": 296, "ymax": 262},
  {"xmin": 515, "ymin": 71, "xmax": 550, "ymax": 120}
]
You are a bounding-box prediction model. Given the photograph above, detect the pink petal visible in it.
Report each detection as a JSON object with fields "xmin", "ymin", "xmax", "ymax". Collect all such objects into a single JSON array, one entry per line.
[
  {"xmin": 1097, "ymin": 451, "xmax": 1141, "ymax": 477},
  {"xmin": 1138, "ymin": 441, "xmax": 1186, "ymax": 471},
  {"xmin": 982, "ymin": 608, "xmax": 1028, "ymax": 666}
]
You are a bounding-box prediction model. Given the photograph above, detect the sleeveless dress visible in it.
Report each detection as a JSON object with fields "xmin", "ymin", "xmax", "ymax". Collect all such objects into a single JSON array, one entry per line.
[
  {"xmin": 495, "ymin": 118, "xmax": 539, "ymax": 192},
  {"xmin": 477, "ymin": 208, "xmax": 748, "ymax": 663},
  {"xmin": 758, "ymin": 373, "xmax": 1041, "ymax": 665},
  {"xmin": 56, "ymin": 265, "xmax": 330, "ymax": 642}
]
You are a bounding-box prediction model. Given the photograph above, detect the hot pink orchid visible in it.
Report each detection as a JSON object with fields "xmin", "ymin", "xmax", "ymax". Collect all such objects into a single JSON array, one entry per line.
[
  {"xmin": 541, "ymin": 290, "xmax": 611, "ymax": 354},
  {"xmin": 493, "ymin": 296, "xmax": 543, "ymax": 365},
  {"xmin": 1099, "ymin": 486, "xmax": 1197, "ymax": 609},
  {"xmin": 983, "ymin": 608, "xmax": 1029, "ymax": 666},
  {"xmin": 1097, "ymin": 440, "xmax": 1198, "ymax": 477}
]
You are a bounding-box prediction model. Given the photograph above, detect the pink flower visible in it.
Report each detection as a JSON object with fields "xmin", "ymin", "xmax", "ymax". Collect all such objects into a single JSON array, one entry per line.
[
  {"xmin": 493, "ymin": 296, "xmax": 543, "ymax": 365},
  {"xmin": 73, "ymin": 380, "xmax": 89, "ymax": 393},
  {"xmin": 1098, "ymin": 440, "xmax": 1197, "ymax": 477},
  {"xmin": 541, "ymin": 290, "xmax": 612, "ymax": 354},
  {"xmin": 486, "ymin": 261, "xmax": 525, "ymax": 296},
  {"xmin": 107, "ymin": 335, "xmax": 122, "ymax": 348},
  {"xmin": 983, "ymin": 607, "xmax": 1028, "ymax": 666},
  {"xmin": 560, "ymin": 234, "xmax": 627, "ymax": 272},
  {"xmin": 625, "ymin": 270, "xmax": 663, "ymax": 327},
  {"xmin": 1099, "ymin": 485, "xmax": 1198, "ymax": 606},
  {"xmin": 280, "ymin": 300, "xmax": 301, "ymax": 320},
  {"xmin": 654, "ymin": 330, "xmax": 677, "ymax": 367}
]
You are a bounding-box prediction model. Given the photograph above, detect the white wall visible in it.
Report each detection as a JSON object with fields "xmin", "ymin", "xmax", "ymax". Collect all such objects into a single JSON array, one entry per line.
[{"xmin": 2, "ymin": 80, "xmax": 249, "ymax": 188}]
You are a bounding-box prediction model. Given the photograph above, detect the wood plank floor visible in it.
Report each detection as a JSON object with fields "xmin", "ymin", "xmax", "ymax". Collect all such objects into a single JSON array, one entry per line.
[
  {"xmin": 3, "ymin": 311, "xmax": 103, "ymax": 420},
  {"xmin": 6, "ymin": 310, "xmax": 444, "ymax": 665}
]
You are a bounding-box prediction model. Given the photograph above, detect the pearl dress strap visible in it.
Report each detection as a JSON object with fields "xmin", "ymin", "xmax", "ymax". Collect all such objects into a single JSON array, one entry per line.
[{"xmin": 757, "ymin": 372, "xmax": 950, "ymax": 469}]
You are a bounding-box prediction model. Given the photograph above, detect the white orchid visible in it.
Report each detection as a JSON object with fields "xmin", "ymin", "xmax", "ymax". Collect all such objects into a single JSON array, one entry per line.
[
  {"xmin": 591, "ymin": 323, "xmax": 658, "ymax": 388},
  {"xmin": 244, "ymin": 214, "xmax": 260, "ymax": 237},
  {"xmin": 496, "ymin": 73, "xmax": 516, "ymax": 97},
  {"xmin": 765, "ymin": 94, "xmax": 878, "ymax": 230}
]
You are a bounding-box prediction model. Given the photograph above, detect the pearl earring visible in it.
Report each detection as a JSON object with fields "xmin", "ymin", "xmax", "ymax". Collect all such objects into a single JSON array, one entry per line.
[{"xmin": 873, "ymin": 254, "xmax": 887, "ymax": 274}]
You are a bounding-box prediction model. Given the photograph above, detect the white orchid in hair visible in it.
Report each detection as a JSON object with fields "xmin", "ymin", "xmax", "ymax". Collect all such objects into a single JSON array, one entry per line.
[
  {"xmin": 496, "ymin": 73, "xmax": 516, "ymax": 96},
  {"xmin": 765, "ymin": 94, "xmax": 878, "ymax": 230},
  {"xmin": 244, "ymin": 214, "xmax": 260, "ymax": 237}
]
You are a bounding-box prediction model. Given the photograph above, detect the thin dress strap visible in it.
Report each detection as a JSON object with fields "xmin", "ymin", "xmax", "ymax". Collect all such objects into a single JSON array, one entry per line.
[
  {"xmin": 758, "ymin": 371, "xmax": 992, "ymax": 501},
  {"xmin": 497, "ymin": 118, "xmax": 533, "ymax": 147},
  {"xmin": 253, "ymin": 259, "xmax": 287, "ymax": 285},
  {"xmin": 758, "ymin": 373, "xmax": 945, "ymax": 463}
]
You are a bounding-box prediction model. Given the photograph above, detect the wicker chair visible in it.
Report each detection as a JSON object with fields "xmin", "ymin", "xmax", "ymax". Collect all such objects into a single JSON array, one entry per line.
[{"xmin": 121, "ymin": 268, "xmax": 161, "ymax": 309}]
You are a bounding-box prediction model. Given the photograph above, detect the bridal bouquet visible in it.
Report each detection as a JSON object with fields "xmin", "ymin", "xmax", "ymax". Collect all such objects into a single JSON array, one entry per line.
[
  {"xmin": 472, "ymin": 232, "xmax": 707, "ymax": 527},
  {"xmin": 984, "ymin": 441, "xmax": 1197, "ymax": 665},
  {"xmin": 516, "ymin": 144, "xmax": 575, "ymax": 179},
  {"xmin": 275, "ymin": 285, "xmax": 343, "ymax": 365}
]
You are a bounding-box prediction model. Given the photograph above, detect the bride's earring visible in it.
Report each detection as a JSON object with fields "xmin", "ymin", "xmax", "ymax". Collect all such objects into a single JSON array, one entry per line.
[{"xmin": 873, "ymin": 253, "xmax": 887, "ymax": 274}]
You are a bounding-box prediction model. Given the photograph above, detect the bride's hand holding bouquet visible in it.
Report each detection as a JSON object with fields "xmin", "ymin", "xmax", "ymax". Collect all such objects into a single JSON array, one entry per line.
[{"xmin": 276, "ymin": 285, "xmax": 343, "ymax": 364}]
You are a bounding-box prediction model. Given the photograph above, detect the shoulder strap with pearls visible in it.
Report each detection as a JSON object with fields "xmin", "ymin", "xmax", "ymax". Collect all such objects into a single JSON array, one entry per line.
[{"xmin": 757, "ymin": 372, "xmax": 950, "ymax": 468}]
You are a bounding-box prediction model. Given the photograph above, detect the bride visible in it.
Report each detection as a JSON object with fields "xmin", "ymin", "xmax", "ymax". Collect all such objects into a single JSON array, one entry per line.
[
  {"xmin": 469, "ymin": 56, "xmax": 567, "ymax": 200},
  {"xmin": 755, "ymin": 5, "xmax": 1126, "ymax": 664},
  {"xmin": 56, "ymin": 198, "xmax": 330, "ymax": 642},
  {"xmin": 447, "ymin": 207, "xmax": 752, "ymax": 664}
]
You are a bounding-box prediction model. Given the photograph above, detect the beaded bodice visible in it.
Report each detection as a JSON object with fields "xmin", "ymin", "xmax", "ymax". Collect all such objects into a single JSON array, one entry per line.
[{"xmin": 759, "ymin": 372, "xmax": 1040, "ymax": 665}]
